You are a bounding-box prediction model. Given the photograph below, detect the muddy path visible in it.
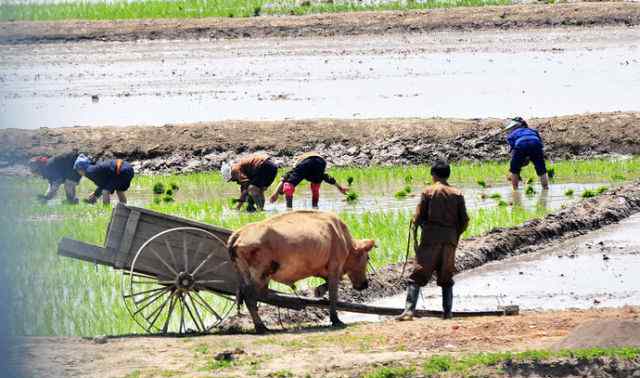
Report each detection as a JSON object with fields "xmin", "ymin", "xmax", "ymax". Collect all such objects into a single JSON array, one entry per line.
[
  {"xmin": 1, "ymin": 3, "xmax": 640, "ymax": 44},
  {"xmin": 11, "ymin": 307, "xmax": 640, "ymax": 378},
  {"xmin": 2, "ymin": 112, "xmax": 639, "ymax": 173}
]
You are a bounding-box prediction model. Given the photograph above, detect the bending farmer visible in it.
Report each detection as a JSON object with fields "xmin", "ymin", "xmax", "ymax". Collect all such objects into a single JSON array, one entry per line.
[
  {"xmin": 28, "ymin": 151, "xmax": 82, "ymax": 204},
  {"xmin": 73, "ymin": 154, "xmax": 135, "ymax": 205},
  {"xmin": 506, "ymin": 117, "xmax": 549, "ymax": 190},
  {"xmin": 221, "ymin": 154, "xmax": 278, "ymax": 212},
  {"xmin": 397, "ymin": 160, "xmax": 469, "ymax": 321},
  {"xmin": 269, "ymin": 152, "xmax": 348, "ymax": 209}
]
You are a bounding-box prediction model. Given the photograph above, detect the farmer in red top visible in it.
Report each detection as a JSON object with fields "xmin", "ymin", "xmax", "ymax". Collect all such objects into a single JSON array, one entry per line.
[{"xmin": 269, "ymin": 152, "xmax": 348, "ymax": 209}]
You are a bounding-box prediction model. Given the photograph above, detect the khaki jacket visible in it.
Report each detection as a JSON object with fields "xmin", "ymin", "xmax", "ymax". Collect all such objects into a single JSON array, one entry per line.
[{"xmin": 414, "ymin": 182, "xmax": 469, "ymax": 244}]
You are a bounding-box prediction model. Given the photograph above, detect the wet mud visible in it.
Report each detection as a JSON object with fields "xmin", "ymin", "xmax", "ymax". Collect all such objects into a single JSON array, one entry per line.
[
  {"xmin": 2, "ymin": 25, "xmax": 639, "ymax": 132},
  {"xmin": 1, "ymin": 3, "xmax": 640, "ymax": 44},
  {"xmin": 2, "ymin": 112, "xmax": 640, "ymax": 172}
]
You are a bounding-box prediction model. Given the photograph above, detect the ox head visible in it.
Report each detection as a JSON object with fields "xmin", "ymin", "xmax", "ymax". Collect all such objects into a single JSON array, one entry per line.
[{"xmin": 345, "ymin": 239, "xmax": 376, "ymax": 291}]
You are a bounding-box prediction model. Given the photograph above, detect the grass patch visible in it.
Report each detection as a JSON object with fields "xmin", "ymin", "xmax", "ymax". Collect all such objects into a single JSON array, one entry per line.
[
  {"xmin": 365, "ymin": 366, "xmax": 416, "ymax": 378},
  {"xmin": 0, "ymin": 0, "xmax": 512, "ymax": 22},
  {"xmin": 420, "ymin": 347, "xmax": 640, "ymax": 376}
]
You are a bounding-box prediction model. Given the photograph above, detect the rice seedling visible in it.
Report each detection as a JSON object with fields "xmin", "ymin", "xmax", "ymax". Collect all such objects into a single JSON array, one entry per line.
[
  {"xmin": 165, "ymin": 189, "xmax": 174, "ymax": 196},
  {"xmin": 582, "ymin": 189, "xmax": 596, "ymax": 198},
  {"xmin": 394, "ymin": 190, "xmax": 408, "ymax": 199},
  {"xmin": 347, "ymin": 176, "xmax": 354, "ymax": 187},
  {"xmin": 170, "ymin": 182, "xmax": 180, "ymax": 191},
  {"xmin": 547, "ymin": 166, "xmax": 556, "ymax": 179},
  {"xmin": 596, "ymin": 186, "xmax": 609, "ymax": 195},
  {"xmin": 498, "ymin": 200, "xmax": 508, "ymax": 207},
  {"xmin": 612, "ymin": 174, "xmax": 626, "ymax": 182},
  {"xmin": 489, "ymin": 193, "xmax": 501, "ymax": 200},
  {"xmin": 477, "ymin": 179, "xmax": 487, "ymax": 189},
  {"xmin": 525, "ymin": 185, "xmax": 536, "ymax": 196},
  {"xmin": 345, "ymin": 190, "xmax": 359, "ymax": 202},
  {"xmin": 564, "ymin": 189, "xmax": 575, "ymax": 197},
  {"xmin": 152, "ymin": 182, "xmax": 165, "ymax": 195},
  {"xmin": 404, "ymin": 175, "xmax": 413, "ymax": 185},
  {"xmin": 162, "ymin": 194, "xmax": 174, "ymax": 202}
]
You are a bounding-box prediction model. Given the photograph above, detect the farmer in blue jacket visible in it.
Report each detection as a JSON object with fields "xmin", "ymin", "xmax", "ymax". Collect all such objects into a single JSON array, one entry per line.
[
  {"xmin": 506, "ymin": 117, "xmax": 549, "ymax": 190},
  {"xmin": 73, "ymin": 154, "xmax": 135, "ymax": 205}
]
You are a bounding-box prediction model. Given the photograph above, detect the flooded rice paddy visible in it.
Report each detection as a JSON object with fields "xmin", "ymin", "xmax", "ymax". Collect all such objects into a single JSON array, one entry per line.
[{"xmin": 2, "ymin": 26, "xmax": 639, "ymax": 129}]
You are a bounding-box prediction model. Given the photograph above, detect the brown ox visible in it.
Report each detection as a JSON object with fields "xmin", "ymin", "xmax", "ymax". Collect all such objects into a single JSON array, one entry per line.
[{"xmin": 227, "ymin": 210, "xmax": 375, "ymax": 333}]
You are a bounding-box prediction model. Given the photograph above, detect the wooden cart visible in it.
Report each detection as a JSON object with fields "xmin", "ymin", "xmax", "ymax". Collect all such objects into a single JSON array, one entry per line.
[{"xmin": 58, "ymin": 204, "xmax": 518, "ymax": 335}]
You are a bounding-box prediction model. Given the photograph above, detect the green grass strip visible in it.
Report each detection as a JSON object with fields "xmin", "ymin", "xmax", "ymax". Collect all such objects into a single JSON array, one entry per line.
[{"xmin": 0, "ymin": 0, "xmax": 511, "ymax": 22}]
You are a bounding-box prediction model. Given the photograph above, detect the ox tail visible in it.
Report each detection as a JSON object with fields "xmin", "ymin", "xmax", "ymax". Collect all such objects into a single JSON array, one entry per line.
[
  {"xmin": 227, "ymin": 232, "xmax": 245, "ymax": 311},
  {"xmin": 227, "ymin": 232, "xmax": 240, "ymax": 261}
]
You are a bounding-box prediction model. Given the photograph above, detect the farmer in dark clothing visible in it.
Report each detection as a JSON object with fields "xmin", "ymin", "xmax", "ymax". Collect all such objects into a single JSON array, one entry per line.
[
  {"xmin": 506, "ymin": 117, "xmax": 549, "ymax": 190},
  {"xmin": 397, "ymin": 161, "xmax": 469, "ymax": 321},
  {"xmin": 221, "ymin": 154, "xmax": 278, "ymax": 212},
  {"xmin": 73, "ymin": 154, "xmax": 135, "ymax": 205},
  {"xmin": 28, "ymin": 152, "xmax": 82, "ymax": 204},
  {"xmin": 269, "ymin": 152, "xmax": 348, "ymax": 209}
]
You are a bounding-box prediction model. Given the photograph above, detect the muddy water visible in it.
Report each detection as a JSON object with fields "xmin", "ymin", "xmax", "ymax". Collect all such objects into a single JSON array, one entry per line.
[
  {"xmin": 342, "ymin": 213, "xmax": 640, "ymax": 323},
  {"xmin": 1, "ymin": 26, "xmax": 639, "ymax": 129},
  {"xmin": 116, "ymin": 181, "xmax": 605, "ymax": 215}
]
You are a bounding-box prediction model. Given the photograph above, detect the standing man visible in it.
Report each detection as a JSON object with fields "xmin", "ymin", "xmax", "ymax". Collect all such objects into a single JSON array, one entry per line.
[
  {"xmin": 506, "ymin": 117, "xmax": 549, "ymax": 190},
  {"xmin": 397, "ymin": 160, "xmax": 469, "ymax": 321},
  {"xmin": 221, "ymin": 154, "xmax": 278, "ymax": 212},
  {"xmin": 28, "ymin": 151, "xmax": 82, "ymax": 204},
  {"xmin": 73, "ymin": 154, "xmax": 135, "ymax": 205},
  {"xmin": 269, "ymin": 152, "xmax": 348, "ymax": 209}
]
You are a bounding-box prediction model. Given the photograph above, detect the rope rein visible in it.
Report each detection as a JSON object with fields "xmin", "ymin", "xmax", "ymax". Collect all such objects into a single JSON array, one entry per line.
[{"xmin": 399, "ymin": 219, "xmax": 415, "ymax": 280}]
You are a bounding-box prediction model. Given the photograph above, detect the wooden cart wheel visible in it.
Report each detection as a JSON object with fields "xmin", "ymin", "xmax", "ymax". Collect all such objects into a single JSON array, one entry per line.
[{"xmin": 122, "ymin": 227, "xmax": 236, "ymax": 335}]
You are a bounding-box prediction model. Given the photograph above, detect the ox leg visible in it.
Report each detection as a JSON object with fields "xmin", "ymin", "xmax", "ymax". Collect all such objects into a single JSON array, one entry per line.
[
  {"xmin": 241, "ymin": 282, "xmax": 268, "ymax": 334},
  {"xmin": 328, "ymin": 275, "xmax": 345, "ymax": 328},
  {"xmin": 234, "ymin": 261, "xmax": 269, "ymax": 334}
]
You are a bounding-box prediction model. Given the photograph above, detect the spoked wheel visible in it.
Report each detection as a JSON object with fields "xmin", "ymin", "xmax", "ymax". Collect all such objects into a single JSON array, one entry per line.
[{"xmin": 122, "ymin": 227, "xmax": 237, "ymax": 335}]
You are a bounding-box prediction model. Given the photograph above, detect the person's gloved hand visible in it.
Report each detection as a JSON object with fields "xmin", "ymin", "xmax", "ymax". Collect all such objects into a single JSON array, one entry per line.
[
  {"xmin": 338, "ymin": 185, "xmax": 349, "ymax": 195},
  {"xmin": 83, "ymin": 194, "xmax": 97, "ymax": 204}
]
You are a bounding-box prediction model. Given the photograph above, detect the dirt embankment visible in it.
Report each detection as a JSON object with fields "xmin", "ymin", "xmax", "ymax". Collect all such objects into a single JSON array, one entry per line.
[
  {"xmin": 2, "ymin": 111, "xmax": 639, "ymax": 174},
  {"xmin": 1, "ymin": 2, "xmax": 640, "ymax": 44}
]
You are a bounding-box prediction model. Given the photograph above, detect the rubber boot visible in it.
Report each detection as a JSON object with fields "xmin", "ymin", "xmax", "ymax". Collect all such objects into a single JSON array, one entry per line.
[
  {"xmin": 396, "ymin": 284, "xmax": 419, "ymax": 321},
  {"xmin": 285, "ymin": 195, "xmax": 293, "ymax": 209},
  {"xmin": 442, "ymin": 286, "xmax": 453, "ymax": 319},
  {"xmin": 246, "ymin": 196, "xmax": 257, "ymax": 213}
]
